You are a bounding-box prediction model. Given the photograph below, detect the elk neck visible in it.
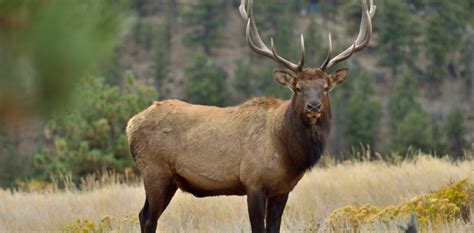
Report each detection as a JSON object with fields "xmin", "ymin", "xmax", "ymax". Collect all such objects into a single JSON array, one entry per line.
[{"xmin": 273, "ymin": 97, "xmax": 332, "ymax": 175}]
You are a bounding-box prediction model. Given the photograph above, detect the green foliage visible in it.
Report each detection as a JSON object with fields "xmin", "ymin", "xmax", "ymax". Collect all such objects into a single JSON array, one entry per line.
[
  {"xmin": 250, "ymin": 0, "xmax": 297, "ymax": 63},
  {"xmin": 34, "ymin": 72, "xmax": 157, "ymax": 180},
  {"xmin": 387, "ymin": 69, "xmax": 421, "ymax": 133},
  {"xmin": 184, "ymin": 52, "xmax": 230, "ymax": 106},
  {"xmin": 181, "ymin": 0, "xmax": 229, "ymax": 55},
  {"xmin": 329, "ymin": 71, "xmax": 353, "ymax": 157},
  {"xmin": 305, "ymin": 17, "xmax": 324, "ymax": 65},
  {"xmin": 0, "ymin": 0, "xmax": 130, "ymax": 122},
  {"xmin": 388, "ymin": 70, "xmax": 441, "ymax": 155},
  {"xmin": 444, "ymin": 108, "xmax": 466, "ymax": 158},
  {"xmin": 0, "ymin": 129, "xmax": 33, "ymax": 187},
  {"xmin": 153, "ymin": 12, "xmax": 172, "ymax": 94},
  {"xmin": 391, "ymin": 108, "xmax": 441, "ymax": 155},
  {"xmin": 255, "ymin": 64, "xmax": 292, "ymax": 100},
  {"xmin": 233, "ymin": 59, "xmax": 257, "ymax": 102},
  {"xmin": 345, "ymin": 72, "xmax": 382, "ymax": 151},
  {"xmin": 329, "ymin": 70, "xmax": 381, "ymax": 157},
  {"xmin": 133, "ymin": 20, "xmax": 154, "ymax": 49},
  {"xmin": 375, "ymin": 0, "xmax": 419, "ymax": 75},
  {"xmin": 424, "ymin": 1, "xmax": 471, "ymax": 83}
]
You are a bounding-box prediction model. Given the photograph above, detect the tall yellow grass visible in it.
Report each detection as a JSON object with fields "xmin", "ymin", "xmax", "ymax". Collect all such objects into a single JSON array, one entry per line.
[{"xmin": 1, "ymin": 156, "xmax": 472, "ymax": 232}]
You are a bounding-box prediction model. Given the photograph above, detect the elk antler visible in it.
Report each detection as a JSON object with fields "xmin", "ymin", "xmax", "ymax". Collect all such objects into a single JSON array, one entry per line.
[
  {"xmin": 239, "ymin": 0, "xmax": 305, "ymax": 73},
  {"xmin": 321, "ymin": 0, "xmax": 376, "ymax": 71}
]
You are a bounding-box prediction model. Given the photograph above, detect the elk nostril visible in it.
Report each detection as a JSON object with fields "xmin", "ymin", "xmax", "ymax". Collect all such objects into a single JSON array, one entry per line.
[
  {"xmin": 314, "ymin": 102, "xmax": 321, "ymax": 111},
  {"xmin": 306, "ymin": 102, "xmax": 322, "ymax": 113}
]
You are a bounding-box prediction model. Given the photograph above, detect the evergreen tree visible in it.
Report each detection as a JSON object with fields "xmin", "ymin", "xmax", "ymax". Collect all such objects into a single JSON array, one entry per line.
[
  {"xmin": 391, "ymin": 108, "xmax": 440, "ymax": 155},
  {"xmin": 34, "ymin": 72, "xmax": 158, "ymax": 181},
  {"xmin": 255, "ymin": 64, "xmax": 292, "ymax": 100},
  {"xmin": 424, "ymin": 1, "xmax": 471, "ymax": 86},
  {"xmin": 182, "ymin": 0, "xmax": 229, "ymax": 55},
  {"xmin": 345, "ymin": 71, "xmax": 382, "ymax": 151},
  {"xmin": 388, "ymin": 69, "xmax": 441, "ymax": 155},
  {"xmin": 375, "ymin": 0, "xmax": 419, "ymax": 75},
  {"xmin": 444, "ymin": 108, "xmax": 466, "ymax": 158},
  {"xmin": 305, "ymin": 17, "xmax": 324, "ymax": 66},
  {"xmin": 233, "ymin": 60, "xmax": 256, "ymax": 102},
  {"xmin": 387, "ymin": 69, "xmax": 421, "ymax": 133},
  {"xmin": 185, "ymin": 52, "xmax": 230, "ymax": 106},
  {"xmin": 251, "ymin": 0, "xmax": 297, "ymax": 62},
  {"xmin": 153, "ymin": 10, "xmax": 172, "ymax": 95}
]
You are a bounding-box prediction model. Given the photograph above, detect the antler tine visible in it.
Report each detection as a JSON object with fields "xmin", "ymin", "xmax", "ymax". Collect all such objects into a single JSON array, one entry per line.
[
  {"xmin": 240, "ymin": 0, "xmax": 305, "ymax": 72},
  {"xmin": 320, "ymin": 33, "xmax": 333, "ymax": 70},
  {"xmin": 322, "ymin": 0, "xmax": 376, "ymax": 71}
]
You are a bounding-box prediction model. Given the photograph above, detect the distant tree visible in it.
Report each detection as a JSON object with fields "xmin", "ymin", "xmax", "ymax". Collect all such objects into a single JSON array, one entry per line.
[
  {"xmin": 444, "ymin": 108, "xmax": 466, "ymax": 158},
  {"xmin": 133, "ymin": 20, "xmax": 154, "ymax": 49},
  {"xmin": 251, "ymin": 0, "xmax": 297, "ymax": 62},
  {"xmin": 387, "ymin": 69, "xmax": 421, "ymax": 133},
  {"xmin": 424, "ymin": 0, "xmax": 471, "ymax": 93},
  {"xmin": 34, "ymin": 72, "xmax": 158, "ymax": 181},
  {"xmin": 305, "ymin": 17, "xmax": 324, "ymax": 65},
  {"xmin": 233, "ymin": 59, "xmax": 257, "ymax": 102},
  {"xmin": 375, "ymin": 0, "xmax": 419, "ymax": 75},
  {"xmin": 345, "ymin": 71, "xmax": 382, "ymax": 152},
  {"xmin": 391, "ymin": 108, "xmax": 441, "ymax": 155},
  {"xmin": 185, "ymin": 52, "xmax": 230, "ymax": 106},
  {"xmin": 255, "ymin": 64, "xmax": 292, "ymax": 100},
  {"xmin": 329, "ymin": 71, "xmax": 353, "ymax": 158},
  {"xmin": 153, "ymin": 11, "xmax": 172, "ymax": 95},
  {"xmin": 388, "ymin": 69, "xmax": 441, "ymax": 155},
  {"xmin": 181, "ymin": 0, "xmax": 229, "ymax": 55}
]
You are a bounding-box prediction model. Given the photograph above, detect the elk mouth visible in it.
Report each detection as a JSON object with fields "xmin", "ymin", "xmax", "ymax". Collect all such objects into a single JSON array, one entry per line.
[{"xmin": 307, "ymin": 111, "xmax": 322, "ymax": 124}]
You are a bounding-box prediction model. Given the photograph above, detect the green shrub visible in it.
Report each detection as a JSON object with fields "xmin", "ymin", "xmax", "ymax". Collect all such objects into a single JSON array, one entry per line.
[{"xmin": 34, "ymin": 72, "xmax": 157, "ymax": 181}]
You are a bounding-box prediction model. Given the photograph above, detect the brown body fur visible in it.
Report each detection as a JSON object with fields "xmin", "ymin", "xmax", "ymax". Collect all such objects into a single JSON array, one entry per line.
[{"xmin": 127, "ymin": 93, "xmax": 330, "ymax": 199}]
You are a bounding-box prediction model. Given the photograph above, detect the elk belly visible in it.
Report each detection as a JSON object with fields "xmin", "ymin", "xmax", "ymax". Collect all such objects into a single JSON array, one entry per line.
[{"xmin": 173, "ymin": 164, "xmax": 245, "ymax": 197}]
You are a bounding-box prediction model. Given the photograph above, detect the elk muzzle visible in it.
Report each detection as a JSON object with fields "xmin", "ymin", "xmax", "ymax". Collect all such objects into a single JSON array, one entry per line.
[{"xmin": 305, "ymin": 101, "xmax": 322, "ymax": 124}]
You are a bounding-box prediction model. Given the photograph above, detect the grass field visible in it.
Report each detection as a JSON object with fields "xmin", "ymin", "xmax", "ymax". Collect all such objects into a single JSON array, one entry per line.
[{"xmin": 1, "ymin": 155, "xmax": 473, "ymax": 232}]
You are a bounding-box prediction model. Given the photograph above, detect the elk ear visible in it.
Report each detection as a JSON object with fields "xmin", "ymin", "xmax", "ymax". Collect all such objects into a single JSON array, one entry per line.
[
  {"xmin": 328, "ymin": 68, "xmax": 349, "ymax": 91},
  {"xmin": 273, "ymin": 69, "xmax": 296, "ymax": 89}
]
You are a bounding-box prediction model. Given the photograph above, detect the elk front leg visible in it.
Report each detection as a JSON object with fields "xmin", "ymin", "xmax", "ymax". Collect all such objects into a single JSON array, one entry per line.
[
  {"xmin": 265, "ymin": 194, "xmax": 289, "ymax": 233},
  {"xmin": 247, "ymin": 190, "xmax": 266, "ymax": 233}
]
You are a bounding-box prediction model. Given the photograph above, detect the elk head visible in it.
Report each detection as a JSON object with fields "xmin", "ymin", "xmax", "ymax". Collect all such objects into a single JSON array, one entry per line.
[{"xmin": 239, "ymin": 0, "xmax": 376, "ymax": 125}]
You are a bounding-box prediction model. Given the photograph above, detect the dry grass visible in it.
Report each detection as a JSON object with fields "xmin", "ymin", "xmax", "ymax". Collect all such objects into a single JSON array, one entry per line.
[{"xmin": 1, "ymin": 156, "xmax": 473, "ymax": 232}]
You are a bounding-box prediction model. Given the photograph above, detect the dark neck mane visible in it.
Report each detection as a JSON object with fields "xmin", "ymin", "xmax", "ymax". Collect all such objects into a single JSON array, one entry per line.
[{"xmin": 275, "ymin": 99, "xmax": 332, "ymax": 175}]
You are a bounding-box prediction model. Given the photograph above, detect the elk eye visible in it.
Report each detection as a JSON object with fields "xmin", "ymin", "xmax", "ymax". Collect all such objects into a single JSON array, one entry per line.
[
  {"xmin": 295, "ymin": 86, "xmax": 301, "ymax": 92},
  {"xmin": 324, "ymin": 86, "xmax": 329, "ymax": 92}
]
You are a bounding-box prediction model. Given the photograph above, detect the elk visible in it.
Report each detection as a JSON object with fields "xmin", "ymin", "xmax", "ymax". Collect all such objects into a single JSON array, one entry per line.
[{"xmin": 126, "ymin": 0, "xmax": 376, "ymax": 232}]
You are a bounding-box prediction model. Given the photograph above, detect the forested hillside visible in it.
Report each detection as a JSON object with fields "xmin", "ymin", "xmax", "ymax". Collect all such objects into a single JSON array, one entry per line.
[
  {"xmin": 0, "ymin": 0, "xmax": 473, "ymax": 186},
  {"xmin": 115, "ymin": 0, "xmax": 474, "ymax": 154}
]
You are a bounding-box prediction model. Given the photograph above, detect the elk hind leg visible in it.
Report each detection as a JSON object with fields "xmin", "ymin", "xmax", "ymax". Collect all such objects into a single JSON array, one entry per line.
[{"xmin": 141, "ymin": 177, "xmax": 177, "ymax": 233}]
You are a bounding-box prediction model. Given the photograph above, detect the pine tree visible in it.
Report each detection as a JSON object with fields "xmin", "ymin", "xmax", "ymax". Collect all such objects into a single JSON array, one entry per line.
[
  {"xmin": 305, "ymin": 17, "xmax": 324, "ymax": 66},
  {"xmin": 424, "ymin": 0, "xmax": 471, "ymax": 88},
  {"xmin": 375, "ymin": 0, "xmax": 419, "ymax": 75},
  {"xmin": 233, "ymin": 60, "xmax": 256, "ymax": 102},
  {"xmin": 182, "ymin": 0, "xmax": 229, "ymax": 55},
  {"xmin": 444, "ymin": 108, "xmax": 466, "ymax": 158},
  {"xmin": 388, "ymin": 69, "xmax": 441, "ymax": 155},
  {"xmin": 153, "ymin": 10, "xmax": 172, "ymax": 95},
  {"xmin": 34, "ymin": 72, "xmax": 158, "ymax": 181},
  {"xmin": 345, "ymin": 71, "xmax": 382, "ymax": 152},
  {"xmin": 387, "ymin": 69, "xmax": 421, "ymax": 133},
  {"xmin": 391, "ymin": 108, "xmax": 440, "ymax": 155},
  {"xmin": 184, "ymin": 52, "xmax": 230, "ymax": 106}
]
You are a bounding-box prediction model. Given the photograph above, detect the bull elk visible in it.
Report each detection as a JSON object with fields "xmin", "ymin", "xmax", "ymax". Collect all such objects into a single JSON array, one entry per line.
[{"xmin": 126, "ymin": 0, "xmax": 376, "ymax": 232}]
